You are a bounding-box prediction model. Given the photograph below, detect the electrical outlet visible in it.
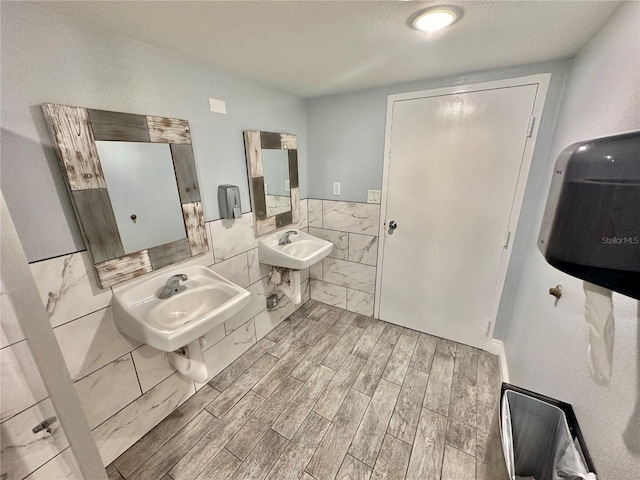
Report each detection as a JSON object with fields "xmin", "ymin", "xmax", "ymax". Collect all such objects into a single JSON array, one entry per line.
[
  {"xmin": 285, "ymin": 180, "xmax": 290, "ymax": 192},
  {"xmin": 333, "ymin": 182, "xmax": 341, "ymax": 196},
  {"xmin": 266, "ymin": 293, "xmax": 278, "ymax": 310},
  {"xmin": 367, "ymin": 189, "xmax": 381, "ymax": 204}
]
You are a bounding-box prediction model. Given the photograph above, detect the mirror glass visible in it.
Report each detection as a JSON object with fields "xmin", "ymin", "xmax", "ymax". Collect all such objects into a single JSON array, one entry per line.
[
  {"xmin": 96, "ymin": 141, "xmax": 186, "ymax": 253},
  {"xmin": 262, "ymin": 149, "xmax": 291, "ymax": 217}
]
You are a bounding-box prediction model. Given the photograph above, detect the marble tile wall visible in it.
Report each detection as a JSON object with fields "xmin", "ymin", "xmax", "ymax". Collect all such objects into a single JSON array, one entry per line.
[
  {"xmin": 1, "ymin": 200, "xmax": 310, "ymax": 478},
  {"xmin": 0, "ymin": 293, "xmax": 70, "ymax": 480},
  {"xmin": 307, "ymin": 199, "xmax": 381, "ymax": 317}
]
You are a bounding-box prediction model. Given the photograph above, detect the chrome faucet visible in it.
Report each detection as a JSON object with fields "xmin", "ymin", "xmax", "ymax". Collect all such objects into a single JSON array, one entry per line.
[
  {"xmin": 278, "ymin": 230, "xmax": 299, "ymax": 246},
  {"xmin": 158, "ymin": 274, "xmax": 188, "ymax": 299}
]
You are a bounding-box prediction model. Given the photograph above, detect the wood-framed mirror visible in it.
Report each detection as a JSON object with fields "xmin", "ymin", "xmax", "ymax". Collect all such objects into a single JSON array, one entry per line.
[
  {"xmin": 244, "ymin": 130, "xmax": 299, "ymax": 237},
  {"xmin": 43, "ymin": 103, "xmax": 208, "ymax": 288}
]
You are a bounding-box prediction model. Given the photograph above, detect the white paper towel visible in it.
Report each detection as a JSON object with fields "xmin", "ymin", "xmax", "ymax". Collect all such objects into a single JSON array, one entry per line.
[
  {"xmin": 278, "ymin": 269, "xmax": 301, "ymax": 305},
  {"xmin": 583, "ymin": 281, "xmax": 615, "ymax": 385}
]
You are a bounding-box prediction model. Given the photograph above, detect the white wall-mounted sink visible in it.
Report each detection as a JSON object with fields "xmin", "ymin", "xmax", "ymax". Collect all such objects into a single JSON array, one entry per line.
[
  {"xmin": 113, "ymin": 265, "xmax": 250, "ymax": 352},
  {"xmin": 258, "ymin": 229, "xmax": 333, "ymax": 269}
]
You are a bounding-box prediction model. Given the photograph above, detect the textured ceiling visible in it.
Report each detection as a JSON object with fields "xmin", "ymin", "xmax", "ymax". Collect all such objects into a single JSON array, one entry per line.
[{"xmin": 38, "ymin": 1, "xmax": 622, "ymax": 97}]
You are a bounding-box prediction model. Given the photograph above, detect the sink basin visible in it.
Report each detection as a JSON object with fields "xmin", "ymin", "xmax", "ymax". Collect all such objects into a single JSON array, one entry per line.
[
  {"xmin": 113, "ymin": 265, "xmax": 250, "ymax": 352},
  {"xmin": 258, "ymin": 229, "xmax": 333, "ymax": 269}
]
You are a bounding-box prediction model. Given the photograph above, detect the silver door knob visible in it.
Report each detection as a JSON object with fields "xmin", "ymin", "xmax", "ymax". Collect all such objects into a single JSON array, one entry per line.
[{"xmin": 388, "ymin": 221, "xmax": 397, "ymax": 230}]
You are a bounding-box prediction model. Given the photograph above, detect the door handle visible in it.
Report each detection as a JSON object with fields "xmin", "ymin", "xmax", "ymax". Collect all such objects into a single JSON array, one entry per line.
[{"xmin": 388, "ymin": 220, "xmax": 397, "ymax": 231}]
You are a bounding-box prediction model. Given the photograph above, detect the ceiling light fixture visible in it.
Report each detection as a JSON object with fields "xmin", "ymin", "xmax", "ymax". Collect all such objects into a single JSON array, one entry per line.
[{"xmin": 411, "ymin": 6, "xmax": 463, "ymax": 32}]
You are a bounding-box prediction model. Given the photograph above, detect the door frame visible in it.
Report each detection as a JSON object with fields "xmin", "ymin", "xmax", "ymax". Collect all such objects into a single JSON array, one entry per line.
[
  {"xmin": 374, "ymin": 74, "xmax": 551, "ymax": 347},
  {"xmin": 1, "ymin": 193, "xmax": 109, "ymax": 479}
]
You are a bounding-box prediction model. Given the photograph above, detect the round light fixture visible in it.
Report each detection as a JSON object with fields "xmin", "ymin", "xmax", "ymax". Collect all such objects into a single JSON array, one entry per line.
[{"xmin": 411, "ymin": 6, "xmax": 463, "ymax": 32}]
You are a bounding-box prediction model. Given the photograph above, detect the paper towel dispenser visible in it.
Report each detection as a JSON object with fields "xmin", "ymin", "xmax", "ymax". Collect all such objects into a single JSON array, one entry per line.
[
  {"xmin": 539, "ymin": 131, "xmax": 640, "ymax": 299},
  {"xmin": 218, "ymin": 185, "xmax": 242, "ymax": 219}
]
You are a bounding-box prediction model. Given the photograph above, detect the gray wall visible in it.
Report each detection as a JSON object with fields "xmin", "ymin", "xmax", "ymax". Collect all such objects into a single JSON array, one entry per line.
[
  {"xmin": 305, "ymin": 61, "xmax": 569, "ymax": 204},
  {"xmin": 305, "ymin": 61, "xmax": 571, "ymax": 340},
  {"xmin": 0, "ymin": 2, "xmax": 307, "ymax": 263},
  {"xmin": 503, "ymin": 3, "xmax": 640, "ymax": 478}
]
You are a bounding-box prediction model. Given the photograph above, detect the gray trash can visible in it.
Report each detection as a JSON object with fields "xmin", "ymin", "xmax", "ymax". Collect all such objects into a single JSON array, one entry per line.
[{"xmin": 499, "ymin": 384, "xmax": 597, "ymax": 480}]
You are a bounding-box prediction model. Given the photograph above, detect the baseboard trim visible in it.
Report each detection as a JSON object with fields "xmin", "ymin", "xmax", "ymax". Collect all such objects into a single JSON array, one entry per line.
[{"xmin": 487, "ymin": 339, "xmax": 510, "ymax": 383}]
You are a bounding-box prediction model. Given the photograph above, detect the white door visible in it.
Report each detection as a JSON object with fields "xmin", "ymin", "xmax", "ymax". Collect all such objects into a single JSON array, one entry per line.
[{"xmin": 378, "ymin": 81, "xmax": 544, "ymax": 348}]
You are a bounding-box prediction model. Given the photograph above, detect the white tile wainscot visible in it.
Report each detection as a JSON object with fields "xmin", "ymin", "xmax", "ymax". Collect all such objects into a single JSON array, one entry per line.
[
  {"xmin": 348, "ymin": 233, "xmax": 379, "ymax": 266},
  {"xmin": 247, "ymin": 248, "xmax": 271, "ymax": 284},
  {"xmin": 1, "ymin": 340, "xmax": 48, "ymax": 422},
  {"xmin": 53, "ymin": 306, "xmax": 141, "ymax": 381},
  {"xmin": 131, "ymin": 344, "xmax": 179, "ymax": 393},
  {"xmin": 201, "ymin": 324, "xmax": 227, "ymax": 351},
  {"xmin": 309, "ymin": 227, "xmax": 349, "ymax": 260},
  {"xmin": 202, "ymin": 318, "xmax": 257, "ymax": 381},
  {"xmin": 92, "ymin": 372, "xmax": 195, "ymax": 465},
  {"xmin": 210, "ymin": 252, "xmax": 251, "ymax": 288},
  {"xmin": 323, "ymin": 257, "xmax": 376, "ymax": 294},
  {"xmin": 73, "ymin": 354, "xmax": 141, "ymax": 429},
  {"xmin": 0, "ymin": 289, "xmax": 70, "ymax": 480},
  {"xmin": 24, "ymin": 448, "xmax": 80, "ymax": 480},
  {"xmin": 255, "ymin": 296, "xmax": 297, "ymax": 340},
  {"xmin": 322, "ymin": 200, "xmax": 380, "ymax": 235},
  {"xmin": 310, "ymin": 279, "xmax": 347, "ymax": 308},
  {"xmin": 30, "ymin": 251, "xmax": 112, "ymax": 328},
  {"xmin": 306, "ymin": 200, "xmax": 381, "ymax": 317},
  {"xmin": 1, "ymin": 279, "xmax": 25, "ymax": 347},
  {"xmin": 310, "ymin": 261, "xmax": 323, "ymax": 281},
  {"xmin": 301, "ymin": 276, "xmax": 311, "ymax": 304},
  {"xmin": 12, "ymin": 202, "xmax": 312, "ymax": 478},
  {"xmin": 297, "ymin": 198, "xmax": 309, "ymax": 230},
  {"xmin": 0, "ymin": 398, "xmax": 69, "ymax": 480},
  {"xmin": 346, "ymin": 289, "xmax": 375, "ymax": 316},
  {"xmin": 209, "ymin": 212, "xmax": 258, "ymax": 263},
  {"xmin": 308, "ymin": 199, "xmax": 323, "ymax": 228},
  {"xmin": 223, "ymin": 278, "xmax": 269, "ymax": 334}
]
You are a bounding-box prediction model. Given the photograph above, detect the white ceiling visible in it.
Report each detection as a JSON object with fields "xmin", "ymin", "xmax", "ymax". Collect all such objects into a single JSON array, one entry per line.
[{"xmin": 38, "ymin": 1, "xmax": 622, "ymax": 97}]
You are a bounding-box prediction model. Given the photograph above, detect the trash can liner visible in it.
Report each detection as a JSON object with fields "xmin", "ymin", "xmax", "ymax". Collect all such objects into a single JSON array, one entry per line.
[{"xmin": 500, "ymin": 385, "xmax": 597, "ymax": 480}]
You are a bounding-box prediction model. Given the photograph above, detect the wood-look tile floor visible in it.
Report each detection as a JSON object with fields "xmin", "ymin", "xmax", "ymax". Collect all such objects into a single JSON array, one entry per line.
[{"xmin": 107, "ymin": 300, "xmax": 504, "ymax": 480}]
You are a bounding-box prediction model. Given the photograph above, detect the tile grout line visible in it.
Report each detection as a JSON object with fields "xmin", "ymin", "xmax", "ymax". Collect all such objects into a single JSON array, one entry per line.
[
  {"xmin": 126, "ymin": 407, "xmax": 216, "ymax": 480},
  {"xmin": 108, "ymin": 303, "xmax": 501, "ymax": 480},
  {"xmin": 49, "ymin": 304, "xmax": 112, "ymax": 330},
  {"xmin": 129, "ymin": 351, "xmax": 144, "ymax": 396},
  {"xmin": 211, "ymin": 247, "xmax": 251, "ymax": 266},
  {"xmin": 342, "ymin": 332, "xmax": 399, "ymax": 471},
  {"xmin": 358, "ymin": 378, "xmax": 404, "ymax": 471},
  {"xmin": 373, "ymin": 339, "xmax": 419, "ymax": 471},
  {"xmin": 298, "ymin": 408, "xmax": 333, "ymax": 480},
  {"xmin": 113, "ymin": 463, "xmax": 126, "ymax": 480},
  {"xmin": 118, "ymin": 389, "xmax": 217, "ymax": 479}
]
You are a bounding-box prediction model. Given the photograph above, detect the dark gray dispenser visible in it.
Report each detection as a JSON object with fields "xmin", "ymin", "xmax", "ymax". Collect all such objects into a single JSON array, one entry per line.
[
  {"xmin": 538, "ymin": 131, "xmax": 640, "ymax": 299},
  {"xmin": 218, "ymin": 185, "xmax": 242, "ymax": 219}
]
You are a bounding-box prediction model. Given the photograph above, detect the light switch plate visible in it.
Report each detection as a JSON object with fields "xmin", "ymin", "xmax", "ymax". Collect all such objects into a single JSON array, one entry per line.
[
  {"xmin": 333, "ymin": 182, "xmax": 341, "ymax": 196},
  {"xmin": 285, "ymin": 180, "xmax": 290, "ymax": 192},
  {"xmin": 209, "ymin": 97, "xmax": 227, "ymax": 114},
  {"xmin": 367, "ymin": 189, "xmax": 381, "ymax": 204}
]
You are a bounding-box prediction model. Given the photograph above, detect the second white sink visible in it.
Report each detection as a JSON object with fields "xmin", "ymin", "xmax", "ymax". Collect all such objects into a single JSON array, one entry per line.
[{"xmin": 258, "ymin": 229, "xmax": 333, "ymax": 269}]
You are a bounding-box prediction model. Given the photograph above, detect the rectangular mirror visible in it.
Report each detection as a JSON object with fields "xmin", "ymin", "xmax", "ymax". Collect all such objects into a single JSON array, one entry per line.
[
  {"xmin": 244, "ymin": 130, "xmax": 299, "ymax": 237},
  {"xmin": 43, "ymin": 103, "xmax": 208, "ymax": 288}
]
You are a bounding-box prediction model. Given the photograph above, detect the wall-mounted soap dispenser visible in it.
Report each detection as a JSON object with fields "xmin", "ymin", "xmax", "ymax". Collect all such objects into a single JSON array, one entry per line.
[
  {"xmin": 218, "ymin": 185, "xmax": 242, "ymax": 219},
  {"xmin": 538, "ymin": 131, "xmax": 640, "ymax": 299}
]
